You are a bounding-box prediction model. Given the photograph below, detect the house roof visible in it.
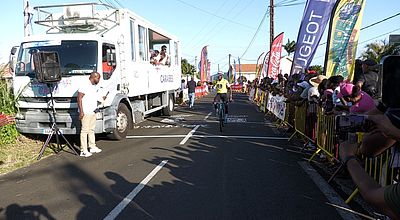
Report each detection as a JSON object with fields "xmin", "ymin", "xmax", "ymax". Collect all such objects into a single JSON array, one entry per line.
[{"xmin": 234, "ymin": 64, "xmax": 257, "ymax": 73}]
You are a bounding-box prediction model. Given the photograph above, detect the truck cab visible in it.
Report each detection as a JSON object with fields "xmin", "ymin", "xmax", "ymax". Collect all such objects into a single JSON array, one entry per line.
[{"xmin": 13, "ymin": 2, "xmax": 181, "ymax": 140}]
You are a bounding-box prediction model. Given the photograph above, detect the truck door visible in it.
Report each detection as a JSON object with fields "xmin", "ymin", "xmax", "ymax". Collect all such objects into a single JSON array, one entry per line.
[{"xmin": 100, "ymin": 43, "xmax": 118, "ymax": 103}]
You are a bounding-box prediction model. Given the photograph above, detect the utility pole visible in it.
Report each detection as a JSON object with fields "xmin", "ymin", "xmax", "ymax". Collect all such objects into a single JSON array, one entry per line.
[
  {"xmin": 228, "ymin": 54, "xmax": 231, "ymax": 81},
  {"xmin": 194, "ymin": 56, "xmax": 198, "ymax": 72},
  {"xmin": 24, "ymin": 0, "xmax": 32, "ymax": 37},
  {"xmin": 269, "ymin": 0, "xmax": 274, "ymax": 46}
]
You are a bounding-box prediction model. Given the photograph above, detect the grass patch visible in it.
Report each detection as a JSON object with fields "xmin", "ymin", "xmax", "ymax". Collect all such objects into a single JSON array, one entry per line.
[{"xmin": 0, "ymin": 66, "xmax": 53, "ymax": 175}]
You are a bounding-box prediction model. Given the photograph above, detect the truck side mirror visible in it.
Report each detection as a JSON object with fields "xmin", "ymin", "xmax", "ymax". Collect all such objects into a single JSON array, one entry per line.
[{"xmin": 10, "ymin": 46, "xmax": 18, "ymax": 56}]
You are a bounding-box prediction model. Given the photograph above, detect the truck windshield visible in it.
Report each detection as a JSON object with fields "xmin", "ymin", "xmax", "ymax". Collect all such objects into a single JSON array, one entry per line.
[{"xmin": 15, "ymin": 40, "xmax": 98, "ymax": 76}]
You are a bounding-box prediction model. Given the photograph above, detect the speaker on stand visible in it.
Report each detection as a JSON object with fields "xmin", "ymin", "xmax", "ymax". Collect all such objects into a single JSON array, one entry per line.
[{"xmin": 32, "ymin": 51, "xmax": 79, "ymax": 160}]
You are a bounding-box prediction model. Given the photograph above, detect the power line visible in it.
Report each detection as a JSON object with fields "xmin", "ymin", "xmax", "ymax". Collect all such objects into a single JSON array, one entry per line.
[
  {"xmin": 359, "ymin": 27, "xmax": 400, "ymax": 45},
  {"xmin": 113, "ymin": 0, "xmax": 124, "ymax": 8},
  {"xmin": 185, "ymin": 0, "xmax": 231, "ymax": 49},
  {"xmin": 194, "ymin": 0, "xmax": 258, "ymax": 49},
  {"xmin": 185, "ymin": 0, "xmax": 243, "ymax": 51},
  {"xmin": 312, "ymin": 27, "xmax": 400, "ymax": 62},
  {"xmin": 360, "ymin": 11, "xmax": 400, "ymax": 31},
  {"xmin": 275, "ymin": 0, "xmax": 305, "ymax": 7},
  {"xmin": 240, "ymin": 9, "xmax": 270, "ymax": 58},
  {"xmin": 175, "ymin": 0, "xmax": 256, "ymax": 30},
  {"xmin": 318, "ymin": 11, "xmax": 400, "ymax": 47},
  {"xmin": 275, "ymin": 0, "xmax": 299, "ymax": 6},
  {"xmin": 276, "ymin": 1, "xmax": 306, "ymax": 7}
]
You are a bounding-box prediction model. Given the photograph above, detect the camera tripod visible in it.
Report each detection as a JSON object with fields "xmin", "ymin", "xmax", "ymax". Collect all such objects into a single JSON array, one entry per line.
[{"xmin": 37, "ymin": 84, "xmax": 79, "ymax": 160}]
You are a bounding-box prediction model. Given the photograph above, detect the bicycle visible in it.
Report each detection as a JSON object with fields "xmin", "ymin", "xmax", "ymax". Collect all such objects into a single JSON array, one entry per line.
[{"xmin": 216, "ymin": 101, "xmax": 226, "ymax": 132}]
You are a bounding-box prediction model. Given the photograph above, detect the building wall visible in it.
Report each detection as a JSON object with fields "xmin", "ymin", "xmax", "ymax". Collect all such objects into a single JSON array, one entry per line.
[{"xmin": 233, "ymin": 56, "xmax": 293, "ymax": 83}]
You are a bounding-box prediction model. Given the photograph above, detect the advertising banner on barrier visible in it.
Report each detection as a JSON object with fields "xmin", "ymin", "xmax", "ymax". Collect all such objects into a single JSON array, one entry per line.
[
  {"xmin": 231, "ymin": 84, "xmax": 243, "ymax": 92},
  {"xmin": 266, "ymin": 95, "xmax": 286, "ymax": 120},
  {"xmin": 290, "ymin": 0, "xmax": 336, "ymax": 75}
]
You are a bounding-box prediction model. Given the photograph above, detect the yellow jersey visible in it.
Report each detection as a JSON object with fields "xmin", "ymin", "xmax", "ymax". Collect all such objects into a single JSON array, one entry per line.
[{"xmin": 216, "ymin": 79, "xmax": 229, "ymax": 94}]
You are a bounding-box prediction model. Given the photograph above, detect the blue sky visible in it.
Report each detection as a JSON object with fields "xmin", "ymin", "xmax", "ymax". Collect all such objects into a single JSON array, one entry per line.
[{"xmin": 1, "ymin": 0, "xmax": 399, "ymax": 74}]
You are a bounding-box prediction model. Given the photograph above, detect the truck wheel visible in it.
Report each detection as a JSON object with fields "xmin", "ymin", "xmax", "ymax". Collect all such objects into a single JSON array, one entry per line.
[
  {"xmin": 108, "ymin": 103, "xmax": 132, "ymax": 140},
  {"xmin": 162, "ymin": 94, "xmax": 174, "ymax": 116}
]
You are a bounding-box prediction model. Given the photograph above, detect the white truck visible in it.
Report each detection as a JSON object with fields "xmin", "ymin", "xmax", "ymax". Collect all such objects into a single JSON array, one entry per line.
[{"xmin": 12, "ymin": 2, "xmax": 181, "ymax": 139}]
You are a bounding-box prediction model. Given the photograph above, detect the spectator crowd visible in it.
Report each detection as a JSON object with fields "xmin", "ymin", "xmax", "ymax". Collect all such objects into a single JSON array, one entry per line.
[{"xmin": 245, "ymin": 58, "xmax": 400, "ymax": 219}]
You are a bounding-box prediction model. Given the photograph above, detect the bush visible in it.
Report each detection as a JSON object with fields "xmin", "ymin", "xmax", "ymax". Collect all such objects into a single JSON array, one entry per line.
[{"xmin": 0, "ymin": 67, "xmax": 19, "ymax": 146}]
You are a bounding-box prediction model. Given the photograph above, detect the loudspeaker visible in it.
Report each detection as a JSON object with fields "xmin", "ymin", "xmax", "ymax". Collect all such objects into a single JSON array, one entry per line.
[{"xmin": 33, "ymin": 51, "xmax": 62, "ymax": 83}]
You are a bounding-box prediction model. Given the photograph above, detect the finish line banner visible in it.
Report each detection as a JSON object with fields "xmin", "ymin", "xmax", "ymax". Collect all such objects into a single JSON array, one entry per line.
[{"xmin": 266, "ymin": 95, "xmax": 286, "ymax": 121}]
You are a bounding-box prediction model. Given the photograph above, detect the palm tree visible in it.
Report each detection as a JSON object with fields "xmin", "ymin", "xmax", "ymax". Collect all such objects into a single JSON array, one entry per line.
[
  {"xmin": 360, "ymin": 40, "xmax": 400, "ymax": 62},
  {"xmin": 283, "ymin": 39, "xmax": 296, "ymax": 56},
  {"xmin": 181, "ymin": 59, "xmax": 196, "ymax": 76}
]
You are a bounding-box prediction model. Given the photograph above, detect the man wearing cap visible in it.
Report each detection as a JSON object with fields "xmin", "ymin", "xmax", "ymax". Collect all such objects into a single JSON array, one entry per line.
[{"xmin": 356, "ymin": 58, "xmax": 379, "ymax": 99}]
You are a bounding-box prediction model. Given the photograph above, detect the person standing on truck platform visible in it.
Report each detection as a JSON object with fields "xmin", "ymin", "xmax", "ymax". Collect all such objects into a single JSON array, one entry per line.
[
  {"xmin": 187, "ymin": 76, "xmax": 196, "ymax": 109},
  {"xmin": 158, "ymin": 45, "xmax": 170, "ymax": 66},
  {"xmin": 77, "ymin": 72, "xmax": 104, "ymax": 157}
]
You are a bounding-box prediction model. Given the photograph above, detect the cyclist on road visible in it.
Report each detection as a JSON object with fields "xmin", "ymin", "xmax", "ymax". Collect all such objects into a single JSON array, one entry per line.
[{"xmin": 213, "ymin": 73, "xmax": 232, "ymax": 114}]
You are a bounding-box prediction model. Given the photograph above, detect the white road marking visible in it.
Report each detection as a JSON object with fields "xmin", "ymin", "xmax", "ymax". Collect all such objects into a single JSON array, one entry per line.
[
  {"xmin": 103, "ymin": 160, "xmax": 168, "ymax": 220},
  {"xmin": 171, "ymin": 114, "xmax": 193, "ymax": 118},
  {"xmin": 134, "ymin": 124, "xmax": 208, "ymax": 129},
  {"xmin": 127, "ymin": 135, "xmax": 187, "ymax": 138},
  {"xmin": 325, "ymin": 202, "xmax": 375, "ymax": 220},
  {"xmin": 160, "ymin": 118, "xmax": 175, "ymax": 123},
  {"xmin": 204, "ymin": 112, "xmax": 212, "ymax": 120},
  {"xmin": 179, "ymin": 125, "xmax": 200, "ymax": 145},
  {"xmin": 127, "ymin": 134, "xmax": 289, "ymax": 140}
]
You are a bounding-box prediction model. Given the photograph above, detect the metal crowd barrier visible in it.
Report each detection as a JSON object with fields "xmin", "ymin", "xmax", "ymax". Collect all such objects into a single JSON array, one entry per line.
[
  {"xmin": 345, "ymin": 144, "xmax": 397, "ymax": 204},
  {"xmin": 309, "ymin": 107, "xmax": 336, "ymax": 162},
  {"xmin": 254, "ymin": 93, "xmax": 398, "ymax": 205}
]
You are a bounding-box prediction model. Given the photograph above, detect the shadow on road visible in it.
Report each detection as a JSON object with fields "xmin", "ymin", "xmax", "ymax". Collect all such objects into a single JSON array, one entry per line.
[{"xmin": 4, "ymin": 203, "xmax": 56, "ymax": 220}]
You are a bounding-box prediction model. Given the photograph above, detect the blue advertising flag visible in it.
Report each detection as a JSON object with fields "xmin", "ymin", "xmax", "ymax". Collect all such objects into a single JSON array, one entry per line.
[{"xmin": 290, "ymin": 0, "xmax": 337, "ymax": 75}]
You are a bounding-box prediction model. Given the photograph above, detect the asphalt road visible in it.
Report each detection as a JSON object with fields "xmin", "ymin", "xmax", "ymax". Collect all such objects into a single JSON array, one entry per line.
[{"xmin": 0, "ymin": 92, "xmax": 350, "ymax": 220}]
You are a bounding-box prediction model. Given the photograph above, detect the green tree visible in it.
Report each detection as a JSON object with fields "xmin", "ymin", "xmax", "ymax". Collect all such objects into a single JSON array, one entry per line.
[
  {"xmin": 283, "ymin": 39, "xmax": 296, "ymax": 56},
  {"xmin": 360, "ymin": 40, "xmax": 400, "ymax": 63},
  {"xmin": 308, "ymin": 65, "xmax": 323, "ymax": 74},
  {"xmin": 181, "ymin": 59, "xmax": 196, "ymax": 76}
]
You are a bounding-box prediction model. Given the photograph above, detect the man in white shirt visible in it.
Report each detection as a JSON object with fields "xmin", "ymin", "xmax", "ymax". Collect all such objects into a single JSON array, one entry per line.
[
  {"xmin": 77, "ymin": 72, "xmax": 104, "ymax": 157},
  {"xmin": 158, "ymin": 45, "xmax": 170, "ymax": 66}
]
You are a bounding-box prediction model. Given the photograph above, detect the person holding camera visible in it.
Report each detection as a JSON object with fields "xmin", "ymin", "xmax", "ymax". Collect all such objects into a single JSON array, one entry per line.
[
  {"xmin": 339, "ymin": 105, "xmax": 400, "ymax": 219},
  {"xmin": 355, "ymin": 58, "xmax": 380, "ymax": 99}
]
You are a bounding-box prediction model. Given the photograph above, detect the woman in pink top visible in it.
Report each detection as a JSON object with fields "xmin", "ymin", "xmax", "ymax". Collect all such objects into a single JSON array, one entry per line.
[{"xmin": 337, "ymin": 83, "xmax": 375, "ymax": 113}]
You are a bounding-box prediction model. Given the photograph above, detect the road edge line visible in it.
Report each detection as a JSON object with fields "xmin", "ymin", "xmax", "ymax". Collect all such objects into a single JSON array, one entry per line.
[{"xmin": 298, "ymin": 161, "xmax": 361, "ymax": 220}]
